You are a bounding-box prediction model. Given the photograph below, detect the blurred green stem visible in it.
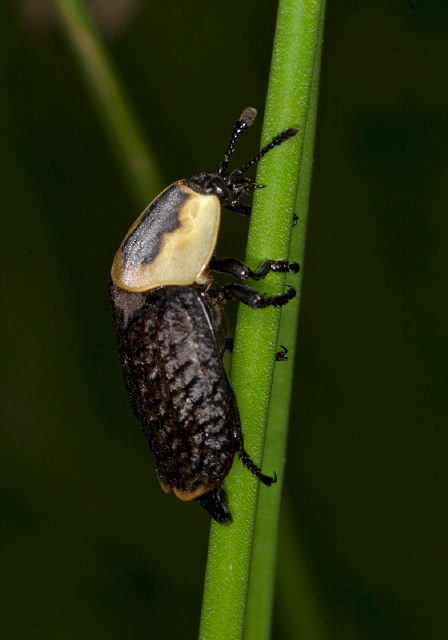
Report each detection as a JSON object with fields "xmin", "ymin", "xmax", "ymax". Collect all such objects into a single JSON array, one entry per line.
[
  {"xmin": 51, "ymin": 0, "xmax": 162, "ymax": 206},
  {"xmin": 199, "ymin": 2, "xmax": 326, "ymax": 640},
  {"xmin": 276, "ymin": 496, "xmax": 331, "ymax": 640}
]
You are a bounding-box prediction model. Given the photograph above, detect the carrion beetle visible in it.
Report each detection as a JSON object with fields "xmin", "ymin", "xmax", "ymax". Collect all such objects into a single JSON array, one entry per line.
[{"xmin": 110, "ymin": 108, "xmax": 299, "ymax": 523}]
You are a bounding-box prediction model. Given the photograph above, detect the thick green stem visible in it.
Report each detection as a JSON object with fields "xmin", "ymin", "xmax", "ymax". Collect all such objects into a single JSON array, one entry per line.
[
  {"xmin": 244, "ymin": 5, "xmax": 327, "ymax": 639},
  {"xmin": 51, "ymin": 0, "xmax": 162, "ymax": 206},
  {"xmin": 199, "ymin": 2, "xmax": 326, "ymax": 639}
]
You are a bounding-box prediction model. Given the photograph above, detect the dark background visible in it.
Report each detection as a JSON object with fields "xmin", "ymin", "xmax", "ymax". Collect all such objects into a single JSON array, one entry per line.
[{"xmin": 1, "ymin": 1, "xmax": 447, "ymax": 638}]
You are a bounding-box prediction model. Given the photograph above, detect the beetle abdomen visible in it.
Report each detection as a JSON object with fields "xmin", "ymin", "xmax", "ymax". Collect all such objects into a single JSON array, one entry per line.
[{"xmin": 110, "ymin": 284, "xmax": 238, "ymax": 502}]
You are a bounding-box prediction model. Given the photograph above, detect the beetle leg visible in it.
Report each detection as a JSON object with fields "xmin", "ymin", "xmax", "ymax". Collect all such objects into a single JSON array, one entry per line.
[
  {"xmin": 225, "ymin": 337, "xmax": 286, "ymax": 360},
  {"xmin": 220, "ymin": 337, "xmax": 234, "ymax": 359},
  {"xmin": 239, "ymin": 448, "xmax": 277, "ymax": 486},
  {"xmin": 210, "ymin": 257, "xmax": 299, "ymax": 281},
  {"xmin": 224, "ymin": 203, "xmax": 252, "ymax": 216},
  {"xmin": 216, "ymin": 283, "xmax": 296, "ymax": 309},
  {"xmin": 196, "ymin": 487, "xmax": 232, "ymax": 524},
  {"xmin": 251, "ymin": 260, "xmax": 299, "ymax": 279},
  {"xmin": 275, "ymin": 345, "xmax": 289, "ymax": 361},
  {"xmin": 232, "ymin": 410, "xmax": 276, "ymax": 487},
  {"xmin": 209, "ymin": 257, "xmax": 251, "ymax": 280}
]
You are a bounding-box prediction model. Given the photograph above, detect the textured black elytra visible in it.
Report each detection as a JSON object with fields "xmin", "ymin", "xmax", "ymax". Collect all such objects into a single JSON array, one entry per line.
[
  {"xmin": 111, "ymin": 284, "xmax": 237, "ymax": 519},
  {"xmin": 111, "ymin": 284, "xmax": 244, "ymax": 521},
  {"xmin": 110, "ymin": 108, "xmax": 299, "ymax": 523}
]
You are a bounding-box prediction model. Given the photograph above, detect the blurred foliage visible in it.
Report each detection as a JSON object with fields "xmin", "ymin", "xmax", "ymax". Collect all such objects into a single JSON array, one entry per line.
[{"xmin": 1, "ymin": 1, "xmax": 447, "ymax": 639}]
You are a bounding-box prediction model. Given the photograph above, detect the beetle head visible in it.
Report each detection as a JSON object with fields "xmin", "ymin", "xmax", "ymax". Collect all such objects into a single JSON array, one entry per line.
[
  {"xmin": 186, "ymin": 170, "xmax": 257, "ymax": 208},
  {"xmin": 186, "ymin": 108, "xmax": 298, "ymax": 207}
]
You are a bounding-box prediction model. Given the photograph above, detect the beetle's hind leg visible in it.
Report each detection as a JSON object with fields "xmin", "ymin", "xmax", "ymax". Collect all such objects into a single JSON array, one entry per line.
[
  {"xmin": 196, "ymin": 486, "xmax": 232, "ymax": 524},
  {"xmin": 210, "ymin": 257, "xmax": 299, "ymax": 281},
  {"xmin": 216, "ymin": 283, "xmax": 296, "ymax": 309},
  {"xmin": 239, "ymin": 448, "xmax": 277, "ymax": 487}
]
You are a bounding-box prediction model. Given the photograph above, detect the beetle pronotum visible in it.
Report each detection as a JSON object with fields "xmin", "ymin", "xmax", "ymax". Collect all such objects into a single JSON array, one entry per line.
[{"xmin": 110, "ymin": 108, "xmax": 298, "ymax": 523}]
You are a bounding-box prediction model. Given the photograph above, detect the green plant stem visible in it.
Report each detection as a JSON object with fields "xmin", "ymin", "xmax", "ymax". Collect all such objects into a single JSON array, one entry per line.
[
  {"xmin": 244, "ymin": 4, "xmax": 327, "ymax": 639},
  {"xmin": 199, "ymin": 2, "xmax": 326, "ymax": 640},
  {"xmin": 51, "ymin": 0, "xmax": 162, "ymax": 206}
]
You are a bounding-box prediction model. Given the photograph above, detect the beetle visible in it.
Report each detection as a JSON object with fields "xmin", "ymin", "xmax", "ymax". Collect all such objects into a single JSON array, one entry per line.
[{"xmin": 110, "ymin": 108, "xmax": 299, "ymax": 523}]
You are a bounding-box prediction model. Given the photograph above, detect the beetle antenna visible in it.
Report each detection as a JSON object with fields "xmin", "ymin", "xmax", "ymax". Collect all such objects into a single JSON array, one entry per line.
[
  {"xmin": 218, "ymin": 107, "xmax": 257, "ymax": 175},
  {"xmin": 236, "ymin": 127, "xmax": 299, "ymax": 175}
]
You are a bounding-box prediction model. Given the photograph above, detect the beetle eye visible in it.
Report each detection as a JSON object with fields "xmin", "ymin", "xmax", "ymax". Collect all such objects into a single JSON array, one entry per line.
[
  {"xmin": 205, "ymin": 180, "xmax": 231, "ymax": 202},
  {"xmin": 205, "ymin": 180, "xmax": 219, "ymax": 193}
]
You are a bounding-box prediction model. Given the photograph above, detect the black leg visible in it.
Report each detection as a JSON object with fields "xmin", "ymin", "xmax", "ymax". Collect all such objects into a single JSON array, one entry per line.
[
  {"xmin": 220, "ymin": 337, "xmax": 234, "ymax": 359},
  {"xmin": 232, "ymin": 422, "xmax": 276, "ymax": 487},
  {"xmin": 216, "ymin": 283, "xmax": 296, "ymax": 309},
  {"xmin": 196, "ymin": 486, "xmax": 232, "ymax": 524},
  {"xmin": 275, "ymin": 345, "xmax": 289, "ymax": 361},
  {"xmin": 210, "ymin": 257, "xmax": 299, "ymax": 281},
  {"xmin": 239, "ymin": 448, "xmax": 277, "ymax": 486},
  {"xmin": 224, "ymin": 338, "xmax": 286, "ymax": 360},
  {"xmin": 292, "ymin": 214, "xmax": 299, "ymax": 226}
]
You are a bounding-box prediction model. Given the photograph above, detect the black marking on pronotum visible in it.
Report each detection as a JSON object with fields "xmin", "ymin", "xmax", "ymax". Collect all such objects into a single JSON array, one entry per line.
[
  {"xmin": 122, "ymin": 185, "xmax": 187, "ymax": 267},
  {"xmin": 110, "ymin": 107, "xmax": 299, "ymax": 523}
]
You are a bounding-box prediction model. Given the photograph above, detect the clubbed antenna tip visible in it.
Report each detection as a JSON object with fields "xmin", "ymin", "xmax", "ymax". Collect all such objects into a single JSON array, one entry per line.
[
  {"xmin": 218, "ymin": 107, "xmax": 258, "ymax": 175},
  {"xmin": 239, "ymin": 107, "xmax": 257, "ymax": 127},
  {"xmin": 285, "ymin": 127, "xmax": 299, "ymax": 138}
]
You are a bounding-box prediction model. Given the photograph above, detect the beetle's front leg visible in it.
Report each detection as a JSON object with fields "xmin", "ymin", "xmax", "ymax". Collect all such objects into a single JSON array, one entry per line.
[
  {"xmin": 210, "ymin": 257, "xmax": 299, "ymax": 281},
  {"xmin": 216, "ymin": 283, "xmax": 296, "ymax": 309}
]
